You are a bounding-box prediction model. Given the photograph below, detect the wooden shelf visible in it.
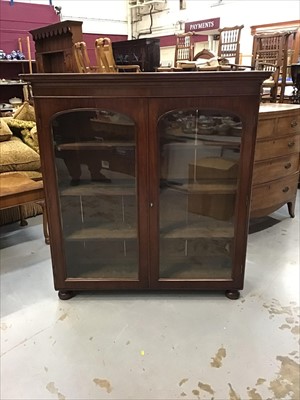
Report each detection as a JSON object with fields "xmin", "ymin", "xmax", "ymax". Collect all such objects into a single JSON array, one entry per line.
[
  {"xmin": 160, "ymin": 258, "xmax": 232, "ymax": 279},
  {"xmin": 90, "ymin": 118, "xmax": 134, "ymax": 127},
  {"xmin": 57, "ymin": 142, "xmax": 135, "ymax": 151},
  {"xmin": 67, "ymin": 226, "xmax": 137, "ymax": 241},
  {"xmin": 167, "ymin": 182, "xmax": 237, "ymax": 195},
  {"xmin": 66, "ymin": 221, "xmax": 233, "ymax": 242},
  {"xmin": 164, "ymin": 132, "xmax": 241, "ymax": 143},
  {"xmin": 160, "ymin": 225, "xmax": 234, "ymax": 239},
  {"xmin": 61, "ymin": 182, "xmax": 136, "ymax": 196},
  {"xmin": 66, "ymin": 260, "xmax": 138, "ymax": 279},
  {"xmin": 0, "ymin": 81, "xmax": 28, "ymax": 86},
  {"xmin": 0, "ymin": 60, "xmax": 34, "ymax": 102},
  {"xmin": 0, "ymin": 59, "xmax": 36, "ymax": 64}
]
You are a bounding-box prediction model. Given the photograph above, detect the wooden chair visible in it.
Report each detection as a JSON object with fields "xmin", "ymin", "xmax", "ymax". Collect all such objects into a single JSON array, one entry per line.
[
  {"xmin": 217, "ymin": 25, "xmax": 244, "ymax": 66},
  {"xmin": 174, "ymin": 32, "xmax": 195, "ymax": 67},
  {"xmin": 95, "ymin": 38, "xmax": 140, "ymax": 73},
  {"xmin": 73, "ymin": 42, "xmax": 99, "ymax": 73},
  {"xmin": 252, "ymin": 31, "xmax": 292, "ymax": 102},
  {"xmin": 157, "ymin": 32, "xmax": 198, "ymax": 72},
  {"xmin": 192, "ymin": 25, "xmax": 245, "ymax": 72}
]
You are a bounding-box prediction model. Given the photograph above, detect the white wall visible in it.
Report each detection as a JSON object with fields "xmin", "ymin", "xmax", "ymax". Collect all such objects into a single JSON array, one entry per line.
[
  {"xmin": 132, "ymin": 0, "xmax": 299, "ymax": 65},
  {"xmin": 195, "ymin": 0, "xmax": 300, "ymax": 58},
  {"xmin": 12, "ymin": 0, "xmax": 129, "ymax": 34},
  {"xmin": 12, "ymin": 0, "xmax": 300, "ymax": 60}
]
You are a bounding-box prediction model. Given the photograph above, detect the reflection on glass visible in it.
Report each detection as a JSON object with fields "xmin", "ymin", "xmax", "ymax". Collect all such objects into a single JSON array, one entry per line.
[
  {"xmin": 52, "ymin": 109, "xmax": 138, "ymax": 279},
  {"xmin": 159, "ymin": 109, "xmax": 242, "ymax": 279}
]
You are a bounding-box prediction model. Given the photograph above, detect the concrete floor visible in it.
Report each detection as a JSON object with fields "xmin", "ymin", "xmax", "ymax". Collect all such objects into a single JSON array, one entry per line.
[{"xmin": 0, "ymin": 194, "xmax": 299, "ymax": 400}]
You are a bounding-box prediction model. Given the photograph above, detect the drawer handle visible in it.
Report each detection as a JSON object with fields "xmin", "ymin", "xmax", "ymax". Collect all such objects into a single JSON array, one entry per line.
[
  {"xmin": 282, "ymin": 186, "xmax": 289, "ymax": 193},
  {"xmin": 284, "ymin": 162, "xmax": 292, "ymax": 169},
  {"xmin": 291, "ymin": 120, "xmax": 298, "ymax": 128},
  {"xmin": 288, "ymin": 141, "xmax": 295, "ymax": 148}
]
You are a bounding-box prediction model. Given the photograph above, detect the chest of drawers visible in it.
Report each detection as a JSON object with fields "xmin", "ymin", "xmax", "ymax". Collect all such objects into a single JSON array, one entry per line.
[{"xmin": 251, "ymin": 103, "xmax": 300, "ymax": 218}]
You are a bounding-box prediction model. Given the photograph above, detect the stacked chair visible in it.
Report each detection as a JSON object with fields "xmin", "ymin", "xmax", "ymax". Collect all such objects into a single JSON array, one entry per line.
[
  {"xmin": 95, "ymin": 38, "xmax": 140, "ymax": 72},
  {"xmin": 73, "ymin": 38, "xmax": 140, "ymax": 73},
  {"xmin": 73, "ymin": 42, "xmax": 100, "ymax": 73}
]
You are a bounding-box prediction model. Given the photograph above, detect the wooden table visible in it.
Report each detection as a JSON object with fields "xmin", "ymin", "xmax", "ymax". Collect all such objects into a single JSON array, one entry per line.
[{"xmin": 0, "ymin": 172, "xmax": 49, "ymax": 244}]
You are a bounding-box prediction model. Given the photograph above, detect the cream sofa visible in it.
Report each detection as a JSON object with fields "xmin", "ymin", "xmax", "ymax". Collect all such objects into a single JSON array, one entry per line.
[{"xmin": 0, "ymin": 102, "xmax": 42, "ymax": 225}]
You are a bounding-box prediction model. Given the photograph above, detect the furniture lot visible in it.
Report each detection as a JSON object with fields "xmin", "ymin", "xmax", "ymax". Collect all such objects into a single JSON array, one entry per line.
[{"xmin": 23, "ymin": 71, "xmax": 268, "ymax": 300}]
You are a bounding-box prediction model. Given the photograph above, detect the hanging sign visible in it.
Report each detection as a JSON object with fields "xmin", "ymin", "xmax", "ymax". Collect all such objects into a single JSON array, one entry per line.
[{"xmin": 185, "ymin": 18, "xmax": 220, "ymax": 33}]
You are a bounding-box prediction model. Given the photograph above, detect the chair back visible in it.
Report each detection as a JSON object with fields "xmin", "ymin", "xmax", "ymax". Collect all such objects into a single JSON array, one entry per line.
[
  {"xmin": 252, "ymin": 31, "xmax": 291, "ymax": 102},
  {"xmin": 252, "ymin": 31, "xmax": 289, "ymax": 69},
  {"xmin": 95, "ymin": 38, "xmax": 141, "ymax": 73},
  {"xmin": 217, "ymin": 25, "xmax": 244, "ymax": 64},
  {"xmin": 73, "ymin": 42, "xmax": 96, "ymax": 73},
  {"xmin": 95, "ymin": 37, "xmax": 117, "ymax": 72},
  {"xmin": 174, "ymin": 32, "xmax": 195, "ymax": 67}
]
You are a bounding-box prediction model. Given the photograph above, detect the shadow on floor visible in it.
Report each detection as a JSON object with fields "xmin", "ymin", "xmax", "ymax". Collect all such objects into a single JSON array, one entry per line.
[{"xmin": 249, "ymin": 216, "xmax": 281, "ymax": 234}]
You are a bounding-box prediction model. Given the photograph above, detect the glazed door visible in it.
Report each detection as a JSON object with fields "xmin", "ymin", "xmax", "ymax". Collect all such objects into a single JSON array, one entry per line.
[
  {"xmin": 51, "ymin": 107, "xmax": 147, "ymax": 288},
  {"xmin": 148, "ymin": 101, "xmax": 245, "ymax": 289}
]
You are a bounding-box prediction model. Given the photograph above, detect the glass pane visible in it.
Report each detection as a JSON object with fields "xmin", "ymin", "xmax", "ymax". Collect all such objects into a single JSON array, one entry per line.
[
  {"xmin": 52, "ymin": 109, "xmax": 138, "ymax": 279},
  {"xmin": 159, "ymin": 109, "xmax": 241, "ymax": 279}
]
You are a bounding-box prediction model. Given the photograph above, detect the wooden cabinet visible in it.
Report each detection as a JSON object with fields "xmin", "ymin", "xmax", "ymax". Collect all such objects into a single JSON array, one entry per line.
[
  {"xmin": 24, "ymin": 71, "xmax": 268, "ymax": 300},
  {"xmin": 251, "ymin": 103, "xmax": 300, "ymax": 218},
  {"xmin": 29, "ymin": 20, "xmax": 83, "ymax": 73},
  {"xmin": 0, "ymin": 60, "xmax": 35, "ymax": 103},
  {"xmin": 112, "ymin": 38, "xmax": 160, "ymax": 72}
]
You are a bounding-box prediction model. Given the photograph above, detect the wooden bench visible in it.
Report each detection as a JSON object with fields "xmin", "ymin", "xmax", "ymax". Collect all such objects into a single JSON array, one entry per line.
[{"xmin": 0, "ymin": 172, "xmax": 49, "ymax": 244}]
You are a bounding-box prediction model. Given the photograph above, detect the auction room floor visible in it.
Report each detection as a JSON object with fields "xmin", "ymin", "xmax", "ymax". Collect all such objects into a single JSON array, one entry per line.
[{"xmin": 1, "ymin": 193, "xmax": 299, "ymax": 400}]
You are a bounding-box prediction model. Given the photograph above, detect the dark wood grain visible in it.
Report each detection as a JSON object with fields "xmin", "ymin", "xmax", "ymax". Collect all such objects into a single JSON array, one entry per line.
[{"xmin": 23, "ymin": 71, "xmax": 269, "ymax": 298}]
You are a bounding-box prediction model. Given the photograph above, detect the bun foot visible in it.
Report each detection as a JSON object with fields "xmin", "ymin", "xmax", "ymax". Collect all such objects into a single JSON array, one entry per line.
[
  {"xmin": 225, "ymin": 290, "xmax": 240, "ymax": 300},
  {"xmin": 58, "ymin": 290, "xmax": 75, "ymax": 300}
]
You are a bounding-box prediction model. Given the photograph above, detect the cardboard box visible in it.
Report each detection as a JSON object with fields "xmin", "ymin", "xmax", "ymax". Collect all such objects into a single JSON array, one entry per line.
[
  {"xmin": 188, "ymin": 157, "xmax": 238, "ymax": 221},
  {"xmin": 188, "ymin": 157, "xmax": 238, "ymax": 182},
  {"xmin": 188, "ymin": 192, "xmax": 235, "ymax": 221}
]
